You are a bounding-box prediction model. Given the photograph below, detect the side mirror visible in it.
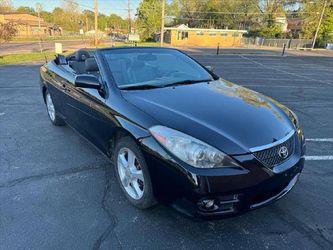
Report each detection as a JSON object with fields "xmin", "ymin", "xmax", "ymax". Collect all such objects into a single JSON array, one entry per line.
[
  {"xmin": 74, "ymin": 75, "xmax": 101, "ymax": 89},
  {"xmin": 205, "ymin": 65, "xmax": 214, "ymax": 72}
]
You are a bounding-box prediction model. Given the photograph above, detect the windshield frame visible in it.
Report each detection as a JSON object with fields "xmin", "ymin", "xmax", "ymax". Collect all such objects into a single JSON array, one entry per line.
[{"xmin": 98, "ymin": 47, "xmax": 219, "ymax": 90}]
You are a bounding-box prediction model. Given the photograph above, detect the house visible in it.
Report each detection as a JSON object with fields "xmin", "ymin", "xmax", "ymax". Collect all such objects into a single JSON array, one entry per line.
[
  {"xmin": 287, "ymin": 18, "xmax": 303, "ymax": 34},
  {"xmin": 0, "ymin": 13, "xmax": 62, "ymax": 36},
  {"xmin": 163, "ymin": 24, "xmax": 247, "ymax": 47},
  {"xmin": 275, "ymin": 16, "xmax": 288, "ymax": 33}
]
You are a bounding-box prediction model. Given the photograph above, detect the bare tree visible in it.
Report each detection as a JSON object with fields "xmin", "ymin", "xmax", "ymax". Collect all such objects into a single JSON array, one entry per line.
[
  {"xmin": 0, "ymin": 0, "xmax": 13, "ymax": 12},
  {"xmin": 0, "ymin": 22, "xmax": 18, "ymax": 52}
]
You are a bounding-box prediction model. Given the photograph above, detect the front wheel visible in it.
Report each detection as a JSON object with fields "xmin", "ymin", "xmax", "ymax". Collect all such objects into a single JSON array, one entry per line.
[
  {"xmin": 45, "ymin": 89, "xmax": 65, "ymax": 126},
  {"xmin": 114, "ymin": 136, "xmax": 156, "ymax": 209}
]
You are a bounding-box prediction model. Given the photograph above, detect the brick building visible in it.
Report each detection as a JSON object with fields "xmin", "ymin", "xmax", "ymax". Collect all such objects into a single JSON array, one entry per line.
[
  {"xmin": 0, "ymin": 13, "xmax": 62, "ymax": 37},
  {"xmin": 163, "ymin": 24, "xmax": 247, "ymax": 47}
]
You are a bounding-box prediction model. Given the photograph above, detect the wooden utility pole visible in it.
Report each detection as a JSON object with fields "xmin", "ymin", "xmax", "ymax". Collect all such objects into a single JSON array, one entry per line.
[
  {"xmin": 36, "ymin": 3, "xmax": 43, "ymax": 53},
  {"xmin": 311, "ymin": 0, "xmax": 327, "ymax": 50},
  {"xmin": 128, "ymin": 0, "xmax": 131, "ymax": 35},
  {"xmin": 94, "ymin": 0, "xmax": 98, "ymax": 46},
  {"xmin": 160, "ymin": 0, "xmax": 165, "ymax": 46}
]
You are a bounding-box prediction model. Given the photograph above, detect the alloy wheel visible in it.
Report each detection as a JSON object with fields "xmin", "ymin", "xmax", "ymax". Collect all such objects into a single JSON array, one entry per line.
[
  {"xmin": 46, "ymin": 92, "xmax": 56, "ymax": 122},
  {"xmin": 117, "ymin": 147, "xmax": 145, "ymax": 200}
]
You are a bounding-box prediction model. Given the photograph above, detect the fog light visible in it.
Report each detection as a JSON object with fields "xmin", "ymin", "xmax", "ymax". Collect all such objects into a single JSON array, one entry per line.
[
  {"xmin": 203, "ymin": 199, "xmax": 215, "ymax": 208},
  {"xmin": 199, "ymin": 199, "xmax": 219, "ymax": 211}
]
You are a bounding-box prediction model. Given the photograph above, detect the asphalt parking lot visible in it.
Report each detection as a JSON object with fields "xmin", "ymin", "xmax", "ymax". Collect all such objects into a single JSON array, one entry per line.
[{"xmin": 0, "ymin": 48, "xmax": 332, "ymax": 250}]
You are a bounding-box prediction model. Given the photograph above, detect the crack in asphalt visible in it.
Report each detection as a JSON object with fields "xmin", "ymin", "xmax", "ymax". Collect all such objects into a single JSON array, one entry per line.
[
  {"xmin": 272, "ymin": 206, "xmax": 333, "ymax": 249},
  {"xmin": 0, "ymin": 157, "xmax": 123, "ymax": 249},
  {"xmin": 92, "ymin": 166, "xmax": 122, "ymax": 250},
  {"xmin": 0, "ymin": 164, "xmax": 106, "ymax": 189},
  {"xmin": 0, "ymin": 162, "xmax": 122, "ymax": 249}
]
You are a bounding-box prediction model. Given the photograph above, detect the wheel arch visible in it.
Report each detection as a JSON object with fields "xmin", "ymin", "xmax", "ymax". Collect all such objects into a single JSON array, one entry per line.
[
  {"xmin": 42, "ymin": 85, "xmax": 47, "ymax": 103},
  {"xmin": 107, "ymin": 117, "xmax": 150, "ymax": 160}
]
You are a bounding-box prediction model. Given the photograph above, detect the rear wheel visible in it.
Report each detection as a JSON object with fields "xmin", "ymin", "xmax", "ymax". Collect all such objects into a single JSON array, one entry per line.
[
  {"xmin": 45, "ymin": 89, "xmax": 65, "ymax": 126},
  {"xmin": 114, "ymin": 136, "xmax": 156, "ymax": 209}
]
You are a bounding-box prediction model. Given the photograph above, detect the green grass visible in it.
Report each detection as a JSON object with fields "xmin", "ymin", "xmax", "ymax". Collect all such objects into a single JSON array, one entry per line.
[{"xmin": 0, "ymin": 51, "xmax": 73, "ymax": 65}]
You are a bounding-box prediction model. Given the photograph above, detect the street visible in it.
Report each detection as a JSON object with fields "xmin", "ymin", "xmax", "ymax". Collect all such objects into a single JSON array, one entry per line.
[
  {"xmin": 0, "ymin": 48, "xmax": 333, "ymax": 249},
  {"xmin": 0, "ymin": 40, "xmax": 91, "ymax": 55}
]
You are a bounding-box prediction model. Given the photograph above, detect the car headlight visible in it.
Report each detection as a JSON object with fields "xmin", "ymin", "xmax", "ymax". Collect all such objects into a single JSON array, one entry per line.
[
  {"xmin": 288, "ymin": 109, "xmax": 299, "ymax": 129},
  {"xmin": 149, "ymin": 126, "xmax": 241, "ymax": 169},
  {"xmin": 287, "ymin": 109, "xmax": 305, "ymax": 141}
]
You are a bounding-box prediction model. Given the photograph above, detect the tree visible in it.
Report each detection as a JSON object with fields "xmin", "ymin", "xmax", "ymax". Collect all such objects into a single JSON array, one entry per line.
[
  {"xmin": 16, "ymin": 6, "xmax": 36, "ymax": 15},
  {"xmin": 99, "ymin": 14, "xmax": 109, "ymax": 31},
  {"xmin": 40, "ymin": 10, "xmax": 53, "ymax": 24},
  {"xmin": 301, "ymin": 0, "xmax": 333, "ymax": 45},
  {"xmin": 0, "ymin": 0, "xmax": 13, "ymax": 12},
  {"xmin": 83, "ymin": 9, "xmax": 94, "ymax": 31},
  {"xmin": 63, "ymin": 0, "xmax": 81, "ymax": 31},
  {"xmin": 320, "ymin": 1, "xmax": 333, "ymax": 43},
  {"xmin": 109, "ymin": 14, "xmax": 127, "ymax": 31},
  {"xmin": 136, "ymin": 0, "xmax": 163, "ymax": 40},
  {"xmin": 256, "ymin": 0, "xmax": 287, "ymax": 37},
  {"xmin": 0, "ymin": 22, "xmax": 17, "ymax": 49}
]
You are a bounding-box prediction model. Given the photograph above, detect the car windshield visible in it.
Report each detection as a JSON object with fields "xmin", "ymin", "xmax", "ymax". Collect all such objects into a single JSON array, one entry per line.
[{"xmin": 101, "ymin": 48, "xmax": 214, "ymax": 89}]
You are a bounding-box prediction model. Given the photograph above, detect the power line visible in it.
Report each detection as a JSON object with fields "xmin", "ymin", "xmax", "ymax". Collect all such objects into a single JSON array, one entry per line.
[
  {"xmin": 178, "ymin": 11, "xmax": 317, "ymax": 15},
  {"xmin": 62, "ymin": 0, "xmax": 131, "ymax": 11}
]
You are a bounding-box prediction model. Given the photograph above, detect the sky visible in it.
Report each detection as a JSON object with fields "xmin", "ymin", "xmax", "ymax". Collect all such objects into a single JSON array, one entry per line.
[{"xmin": 12, "ymin": 0, "xmax": 141, "ymax": 18}]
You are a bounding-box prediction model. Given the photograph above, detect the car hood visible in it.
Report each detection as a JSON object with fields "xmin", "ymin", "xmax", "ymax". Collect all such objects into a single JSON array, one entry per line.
[{"xmin": 122, "ymin": 79, "xmax": 295, "ymax": 155}]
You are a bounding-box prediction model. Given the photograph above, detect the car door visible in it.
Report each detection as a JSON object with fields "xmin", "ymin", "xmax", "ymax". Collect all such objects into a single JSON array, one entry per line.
[
  {"xmin": 64, "ymin": 75, "xmax": 116, "ymax": 153},
  {"xmin": 42, "ymin": 62, "xmax": 71, "ymax": 118}
]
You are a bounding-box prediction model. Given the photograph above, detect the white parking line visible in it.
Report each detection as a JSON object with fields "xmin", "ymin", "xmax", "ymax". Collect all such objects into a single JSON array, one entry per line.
[
  {"xmin": 306, "ymin": 138, "xmax": 333, "ymax": 142},
  {"xmin": 238, "ymin": 55, "xmax": 332, "ymax": 86},
  {"xmin": 305, "ymin": 156, "xmax": 333, "ymax": 161}
]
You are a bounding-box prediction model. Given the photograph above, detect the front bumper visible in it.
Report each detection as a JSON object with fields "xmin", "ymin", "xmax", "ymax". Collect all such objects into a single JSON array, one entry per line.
[
  {"xmin": 250, "ymin": 172, "xmax": 299, "ymax": 209},
  {"xmin": 140, "ymin": 135, "xmax": 305, "ymax": 218}
]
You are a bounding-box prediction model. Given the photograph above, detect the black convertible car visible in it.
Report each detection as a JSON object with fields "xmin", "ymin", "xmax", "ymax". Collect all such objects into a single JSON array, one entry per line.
[{"xmin": 40, "ymin": 47, "xmax": 305, "ymax": 217}]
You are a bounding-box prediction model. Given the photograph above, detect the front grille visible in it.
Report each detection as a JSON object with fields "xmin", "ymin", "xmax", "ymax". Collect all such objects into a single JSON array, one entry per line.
[{"xmin": 253, "ymin": 134, "xmax": 295, "ymax": 169}]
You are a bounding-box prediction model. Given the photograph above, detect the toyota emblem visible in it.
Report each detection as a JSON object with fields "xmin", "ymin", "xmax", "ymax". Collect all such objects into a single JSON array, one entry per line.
[{"xmin": 278, "ymin": 146, "xmax": 289, "ymax": 159}]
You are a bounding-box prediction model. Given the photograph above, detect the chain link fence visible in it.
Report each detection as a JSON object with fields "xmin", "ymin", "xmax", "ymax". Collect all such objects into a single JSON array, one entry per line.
[{"xmin": 241, "ymin": 37, "xmax": 313, "ymax": 49}]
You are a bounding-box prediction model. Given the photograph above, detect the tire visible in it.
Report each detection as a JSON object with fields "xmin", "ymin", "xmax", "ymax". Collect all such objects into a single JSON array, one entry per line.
[
  {"xmin": 44, "ymin": 89, "xmax": 65, "ymax": 126},
  {"xmin": 113, "ymin": 136, "xmax": 156, "ymax": 209}
]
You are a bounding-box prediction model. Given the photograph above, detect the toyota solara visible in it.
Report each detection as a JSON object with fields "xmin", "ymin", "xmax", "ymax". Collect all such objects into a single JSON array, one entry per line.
[{"xmin": 39, "ymin": 47, "xmax": 305, "ymax": 217}]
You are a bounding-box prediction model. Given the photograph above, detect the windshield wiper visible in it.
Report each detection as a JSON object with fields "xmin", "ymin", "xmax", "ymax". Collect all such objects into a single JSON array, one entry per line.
[
  {"xmin": 119, "ymin": 79, "xmax": 213, "ymax": 90},
  {"xmin": 162, "ymin": 79, "xmax": 212, "ymax": 88},
  {"xmin": 119, "ymin": 84, "xmax": 162, "ymax": 90}
]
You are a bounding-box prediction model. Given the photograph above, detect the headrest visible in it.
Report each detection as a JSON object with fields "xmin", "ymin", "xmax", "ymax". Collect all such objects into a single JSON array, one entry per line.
[
  {"xmin": 85, "ymin": 58, "xmax": 99, "ymax": 72},
  {"xmin": 75, "ymin": 49, "xmax": 90, "ymax": 62}
]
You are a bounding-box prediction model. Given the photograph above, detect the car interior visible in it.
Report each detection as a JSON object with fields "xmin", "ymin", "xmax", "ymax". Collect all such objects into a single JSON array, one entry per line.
[
  {"xmin": 61, "ymin": 49, "xmax": 205, "ymax": 88},
  {"xmin": 65, "ymin": 49, "xmax": 157, "ymax": 86},
  {"xmin": 66, "ymin": 49, "xmax": 100, "ymax": 76}
]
